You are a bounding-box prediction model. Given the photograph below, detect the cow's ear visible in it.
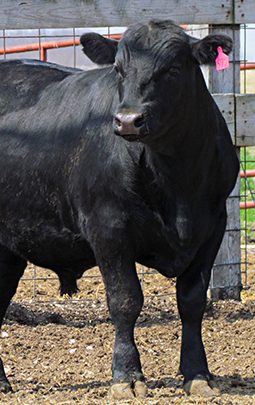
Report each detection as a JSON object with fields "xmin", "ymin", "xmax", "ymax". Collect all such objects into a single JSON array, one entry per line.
[
  {"xmin": 191, "ymin": 34, "xmax": 232, "ymax": 65},
  {"xmin": 80, "ymin": 33, "xmax": 118, "ymax": 65}
]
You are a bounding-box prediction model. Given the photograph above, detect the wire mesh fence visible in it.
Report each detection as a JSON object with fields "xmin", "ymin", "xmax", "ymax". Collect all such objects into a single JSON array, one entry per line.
[
  {"xmin": 240, "ymin": 24, "xmax": 255, "ymax": 298},
  {"xmin": 0, "ymin": 23, "xmax": 254, "ymax": 303}
]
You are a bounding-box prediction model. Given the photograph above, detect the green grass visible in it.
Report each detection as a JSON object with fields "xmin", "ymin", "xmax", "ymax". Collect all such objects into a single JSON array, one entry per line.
[
  {"xmin": 240, "ymin": 147, "xmax": 255, "ymax": 242},
  {"xmin": 239, "ymin": 71, "xmax": 255, "ymax": 242}
]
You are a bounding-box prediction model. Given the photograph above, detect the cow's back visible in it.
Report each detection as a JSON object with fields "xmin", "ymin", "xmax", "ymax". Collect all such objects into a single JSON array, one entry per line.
[{"xmin": 0, "ymin": 60, "xmax": 82, "ymax": 116}]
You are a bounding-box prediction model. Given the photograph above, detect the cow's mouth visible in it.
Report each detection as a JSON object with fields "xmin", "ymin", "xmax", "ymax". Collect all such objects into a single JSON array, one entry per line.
[{"xmin": 114, "ymin": 131, "xmax": 148, "ymax": 142}]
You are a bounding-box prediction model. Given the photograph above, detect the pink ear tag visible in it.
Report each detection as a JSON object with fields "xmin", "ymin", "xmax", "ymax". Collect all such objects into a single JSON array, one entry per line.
[{"xmin": 215, "ymin": 46, "xmax": 230, "ymax": 71}]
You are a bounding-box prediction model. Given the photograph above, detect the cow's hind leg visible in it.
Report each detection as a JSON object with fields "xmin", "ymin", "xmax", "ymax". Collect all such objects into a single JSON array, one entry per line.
[
  {"xmin": 176, "ymin": 213, "xmax": 227, "ymax": 397},
  {"xmin": 0, "ymin": 245, "xmax": 26, "ymax": 392},
  {"xmin": 92, "ymin": 234, "xmax": 146, "ymax": 400}
]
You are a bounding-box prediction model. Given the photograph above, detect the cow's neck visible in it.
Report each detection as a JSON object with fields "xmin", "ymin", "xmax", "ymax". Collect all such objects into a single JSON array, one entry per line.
[
  {"xmin": 140, "ymin": 127, "xmax": 217, "ymax": 250},
  {"xmin": 146, "ymin": 118, "xmax": 217, "ymax": 180},
  {"xmin": 146, "ymin": 86, "xmax": 217, "ymax": 161},
  {"xmin": 142, "ymin": 96, "xmax": 220, "ymax": 200}
]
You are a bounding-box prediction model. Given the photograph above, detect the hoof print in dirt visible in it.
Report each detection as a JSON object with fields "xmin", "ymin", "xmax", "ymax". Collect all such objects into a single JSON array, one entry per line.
[{"xmin": 5, "ymin": 302, "xmax": 66, "ymax": 326}]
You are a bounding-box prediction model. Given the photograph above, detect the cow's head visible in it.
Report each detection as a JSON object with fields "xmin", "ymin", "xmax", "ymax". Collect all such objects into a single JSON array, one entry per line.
[{"xmin": 80, "ymin": 20, "xmax": 232, "ymax": 144}]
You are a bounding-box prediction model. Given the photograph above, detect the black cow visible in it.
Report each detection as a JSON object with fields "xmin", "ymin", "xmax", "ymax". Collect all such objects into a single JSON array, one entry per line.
[{"xmin": 0, "ymin": 20, "xmax": 239, "ymax": 399}]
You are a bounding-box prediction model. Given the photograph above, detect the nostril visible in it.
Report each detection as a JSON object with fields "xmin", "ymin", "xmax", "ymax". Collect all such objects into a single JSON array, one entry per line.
[
  {"xmin": 134, "ymin": 114, "xmax": 145, "ymax": 128},
  {"xmin": 115, "ymin": 117, "xmax": 122, "ymax": 128}
]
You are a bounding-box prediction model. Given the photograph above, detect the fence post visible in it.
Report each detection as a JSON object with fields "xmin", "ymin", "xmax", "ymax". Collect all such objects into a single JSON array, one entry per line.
[{"xmin": 209, "ymin": 24, "xmax": 242, "ymax": 301}]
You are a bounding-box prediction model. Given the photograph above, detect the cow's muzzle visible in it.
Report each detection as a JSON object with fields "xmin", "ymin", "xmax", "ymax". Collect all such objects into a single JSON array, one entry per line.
[{"xmin": 113, "ymin": 110, "xmax": 147, "ymax": 140}]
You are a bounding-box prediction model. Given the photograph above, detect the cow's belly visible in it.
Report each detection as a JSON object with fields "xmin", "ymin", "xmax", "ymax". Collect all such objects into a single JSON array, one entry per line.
[
  {"xmin": 0, "ymin": 219, "xmax": 96, "ymax": 276},
  {"xmin": 0, "ymin": 197, "xmax": 219, "ymax": 281},
  {"xmin": 25, "ymin": 236, "xmax": 96, "ymax": 274}
]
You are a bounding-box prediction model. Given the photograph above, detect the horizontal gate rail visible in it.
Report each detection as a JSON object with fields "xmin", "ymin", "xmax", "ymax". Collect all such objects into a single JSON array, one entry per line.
[{"xmin": 0, "ymin": 0, "xmax": 254, "ymax": 30}]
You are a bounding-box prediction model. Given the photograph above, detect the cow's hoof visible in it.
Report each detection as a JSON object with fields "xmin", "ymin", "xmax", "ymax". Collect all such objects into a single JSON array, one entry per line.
[
  {"xmin": 0, "ymin": 380, "xmax": 12, "ymax": 393},
  {"xmin": 111, "ymin": 381, "xmax": 147, "ymax": 400},
  {"xmin": 134, "ymin": 381, "xmax": 148, "ymax": 398},
  {"xmin": 184, "ymin": 375, "xmax": 220, "ymax": 398},
  {"xmin": 111, "ymin": 383, "xmax": 134, "ymax": 400}
]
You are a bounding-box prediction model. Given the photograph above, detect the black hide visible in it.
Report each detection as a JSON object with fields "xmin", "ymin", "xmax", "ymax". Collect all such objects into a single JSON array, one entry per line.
[{"xmin": 0, "ymin": 20, "xmax": 239, "ymax": 396}]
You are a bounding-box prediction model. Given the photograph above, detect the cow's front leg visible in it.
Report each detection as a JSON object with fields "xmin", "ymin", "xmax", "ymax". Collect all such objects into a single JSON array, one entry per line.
[
  {"xmin": 101, "ymin": 257, "xmax": 146, "ymax": 400},
  {"xmin": 176, "ymin": 216, "xmax": 227, "ymax": 397},
  {"xmin": 92, "ymin": 231, "xmax": 147, "ymax": 400}
]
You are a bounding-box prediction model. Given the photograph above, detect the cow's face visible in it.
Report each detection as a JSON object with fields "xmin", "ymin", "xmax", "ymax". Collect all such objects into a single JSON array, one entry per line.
[
  {"xmin": 113, "ymin": 21, "xmax": 194, "ymax": 143},
  {"xmin": 80, "ymin": 20, "xmax": 232, "ymax": 144}
]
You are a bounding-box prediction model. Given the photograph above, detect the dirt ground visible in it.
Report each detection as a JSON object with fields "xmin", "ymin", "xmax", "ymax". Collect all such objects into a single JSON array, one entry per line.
[{"xmin": 0, "ymin": 254, "xmax": 255, "ymax": 405}]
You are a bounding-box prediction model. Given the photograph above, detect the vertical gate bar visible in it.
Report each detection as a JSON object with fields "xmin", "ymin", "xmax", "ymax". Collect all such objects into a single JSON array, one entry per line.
[
  {"xmin": 244, "ymin": 147, "xmax": 248, "ymax": 287},
  {"xmin": 33, "ymin": 265, "xmax": 37, "ymax": 302},
  {"xmin": 38, "ymin": 29, "xmax": 41, "ymax": 61},
  {"xmin": 3, "ymin": 29, "xmax": 6, "ymax": 59},
  {"xmin": 140, "ymin": 265, "xmax": 144, "ymax": 291},
  {"xmin": 73, "ymin": 27, "xmax": 76, "ymax": 67},
  {"xmin": 243, "ymin": 24, "xmax": 247, "ymax": 93},
  {"xmin": 243, "ymin": 24, "xmax": 248, "ymax": 289}
]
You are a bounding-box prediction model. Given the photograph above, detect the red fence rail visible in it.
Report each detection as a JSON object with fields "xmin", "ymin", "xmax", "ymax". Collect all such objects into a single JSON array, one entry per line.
[
  {"xmin": 240, "ymin": 169, "xmax": 255, "ymax": 178},
  {"xmin": 240, "ymin": 170, "xmax": 255, "ymax": 209},
  {"xmin": 0, "ymin": 35, "xmax": 254, "ymax": 68},
  {"xmin": 240, "ymin": 201, "xmax": 255, "ymax": 209},
  {"xmin": 0, "ymin": 35, "xmax": 122, "ymax": 61}
]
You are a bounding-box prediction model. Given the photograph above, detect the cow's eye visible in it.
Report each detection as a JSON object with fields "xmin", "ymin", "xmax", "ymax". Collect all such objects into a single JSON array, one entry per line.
[
  {"xmin": 169, "ymin": 67, "xmax": 180, "ymax": 77},
  {"xmin": 153, "ymin": 66, "xmax": 180, "ymax": 82},
  {"xmin": 114, "ymin": 64, "xmax": 125, "ymax": 79},
  {"xmin": 114, "ymin": 64, "xmax": 120, "ymax": 73}
]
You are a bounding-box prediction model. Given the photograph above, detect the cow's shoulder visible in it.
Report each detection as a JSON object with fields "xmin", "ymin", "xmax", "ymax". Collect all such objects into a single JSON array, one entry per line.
[{"xmin": 0, "ymin": 59, "xmax": 82, "ymax": 115}]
